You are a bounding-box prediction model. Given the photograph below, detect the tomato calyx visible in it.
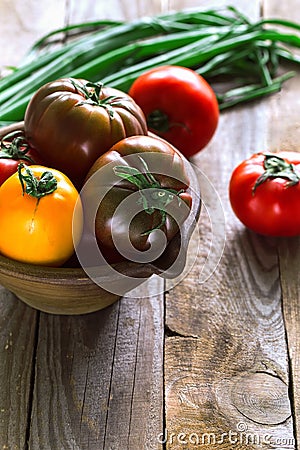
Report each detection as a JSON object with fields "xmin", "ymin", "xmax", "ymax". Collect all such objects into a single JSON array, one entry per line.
[
  {"xmin": 18, "ymin": 163, "xmax": 58, "ymax": 201},
  {"xmin": 253, "ymin": 153, "xmax": 300, "ymax": 194},
  {"xmin": 147, "ymin": 109, "xmax": 189, "ymax": 134},
  {"xmin": 71, "ymin": 79, "xmax": 123, "ymax": 118},
  {"xmin": 0, "ymin": 131, "xmax": 35, "ymax": 163},
  {"xmin": 113, "ymin": 156, "xmax": 184, "ymax": 235}
]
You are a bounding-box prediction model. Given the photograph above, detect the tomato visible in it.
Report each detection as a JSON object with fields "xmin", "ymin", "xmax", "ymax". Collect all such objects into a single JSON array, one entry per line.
[
  {"xmin": 82, "ymin": 135, "xmax": 193, "ymax": 264},
  {"xmin": 24, "ymin": 78, "xmax": 148, "ymax": 188},
  {"xmin": 229, "ymin": 152, "xmax": 300, "ymax": 236},
  {"xmin": 0, "ymin": 130, "xmax": 43, "ymax": 186},
  {"xmin": 128, "ymin": 65, "xmax": 219, "ymax": 157},
  {"xmin": 0, "ymin": 164, "xmax": 83, "ymax": 266}
]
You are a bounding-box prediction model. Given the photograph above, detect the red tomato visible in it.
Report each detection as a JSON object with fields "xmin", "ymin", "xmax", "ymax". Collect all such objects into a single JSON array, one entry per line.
[
  {"xmin": 0, "ymin": 130, "xmax": 43, "ymax": 186},
  {"xmin": 128, "ymin": 65, "xmax": 219, "ymax": 157},
  {"xmin": 229, "ymin": 152, "xmax": 300, "ymax": 236}
]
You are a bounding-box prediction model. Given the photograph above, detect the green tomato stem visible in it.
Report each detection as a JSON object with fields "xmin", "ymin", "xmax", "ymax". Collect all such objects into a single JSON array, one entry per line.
[
  {"xmin": 113, "ymin": 156, "xmax": 184, "ymax": 234},
  {"xmin": 71, "ymin": 79, "xmax": 123, "ymax": 118},
  {"xmin": 147, "ymin": 109, "xmax": 190, "ymax": 134},
  {"xmin": 253, "ymin": 153, "xmax": 300, "ymax": 193},
  {"xmin": 0, "ymin": 131, "xmax": 35, "ymax": 163},
  {"xmin": 18, "ymin": 163, "xmax": 58, "ymax": 200}
]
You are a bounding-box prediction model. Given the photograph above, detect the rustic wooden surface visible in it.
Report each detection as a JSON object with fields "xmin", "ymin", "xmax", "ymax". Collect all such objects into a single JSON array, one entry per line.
[{"xmin": 0, "ymin": 0, "xmax": 300, "ymax": 449}]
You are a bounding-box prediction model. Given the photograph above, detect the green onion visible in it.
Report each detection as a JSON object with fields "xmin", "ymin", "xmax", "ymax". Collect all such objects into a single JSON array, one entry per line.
[
  {"xmin": 1, "ymin": 6, "xmax": 300, "ymax": 122},
  {"xmin": 26, "ymin": 20, "xmax": 123, "ymax": 56},
  {"xmin": 217, "ymin": 72, "xmax": 296, "ymax": 109}
]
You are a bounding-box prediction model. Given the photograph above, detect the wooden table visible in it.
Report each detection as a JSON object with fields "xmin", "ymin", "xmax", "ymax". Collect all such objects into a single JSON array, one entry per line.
[{"xmin": 0, "ymin": 0, "xmax": 299, "ymax": 448}]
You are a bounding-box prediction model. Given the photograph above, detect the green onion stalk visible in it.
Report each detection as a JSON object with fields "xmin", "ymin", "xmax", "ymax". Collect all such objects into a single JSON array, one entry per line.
[{"xmin": 1, "ymin": 6, "xmax": 300, "ymax": 124}]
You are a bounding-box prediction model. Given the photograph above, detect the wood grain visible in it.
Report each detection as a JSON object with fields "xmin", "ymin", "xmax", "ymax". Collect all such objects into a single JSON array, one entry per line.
[
  {"xmin": 165, "ymin": 337, "xmax": 294, "ymax": 449},
  {"xmin": 164, "ymin": 234, "xmax": 295, "ymax": 448},
  {"xmin": 0, "ymin": 0, "xmax": 66, "ymax": 70},
  {"xmin": 28, "ymin": 283, "xmax": 164, "ymax": 449},
  {"xmin": 1, "ymin": 1, "xmax": 165, "ymax": 448},
  {"xmin": 264, "ymin": 0, "xmax": 300, "ymax": 446},
  {"xmin": 279, "ymin": 238, "xmax": 300, "ymax": 447},
  {"xmin": 67, "ymin": 0, "xmax": 165, "ymax": 23},
  {"xmin": 0, "ymin": 0, "xmax": 300, "ymax": 448},
  {"xmin": 0, "ymin": 288, "xmax": 38, "ymax": 449},
  {"xmin": 164, "ymin": 0, "xmax": 299, "ymax": 448}
]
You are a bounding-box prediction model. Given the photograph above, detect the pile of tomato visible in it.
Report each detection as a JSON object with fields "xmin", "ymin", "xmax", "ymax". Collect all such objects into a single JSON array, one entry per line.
[
  {"xmin": 0, "ymin": 66, "xmax": 220, "ymax": 267},
  {"xmin": 1, "ymin": 65, "xmax": 297, "ymax": 269}
]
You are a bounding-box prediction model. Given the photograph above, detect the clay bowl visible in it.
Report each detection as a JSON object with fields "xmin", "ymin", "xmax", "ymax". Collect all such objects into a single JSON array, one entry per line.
[{"xmin": 0, "ymin": 123, "xmax": 201, "ymax": 315}]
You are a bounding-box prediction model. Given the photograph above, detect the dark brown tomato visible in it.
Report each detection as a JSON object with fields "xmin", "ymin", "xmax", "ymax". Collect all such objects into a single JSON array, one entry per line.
[
  {"xmin": 24, "ymin": 78, "xmax": 148, "ymax": 188},
  {"xmin": 83, "ymin": 135, "xmax": 193, "ymax": 263}
]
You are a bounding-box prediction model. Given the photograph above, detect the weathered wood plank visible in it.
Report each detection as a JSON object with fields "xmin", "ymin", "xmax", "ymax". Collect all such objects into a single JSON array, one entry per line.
[
  {"xmin": 164, "ymin": 0, "xmax": 298, "ymax": 447},
  {"xmin": 23, "ymin": 2, "xmax": 165, "ymax": 447},
  {"xmin": 165, "ymin": 224, "xmax": 296, "ymax": 447},
  {"xmin": 28, "ymin": 283, "xmax": 164, "ymax": 449},
  {"xmin": 0, "ymin": 0, "xmax": 67, "ymax": 71},
  {"xmin": 164, "ymin": 337, "xmax": 294, "ymax": 449},
  {"xmin": 28, "ymin": 303, "xmax": 119, "ymax": 450},
  {"xmin": 264, "ymin": 0, "xmax": 300, "ymax": 446},
  {"xmin": 0, "ymin": 1, "xmax": 166, "ymax": 448},
  {"xmin": 1, "ymin": 1, "xmax": 300, "ymax": 449},
  {"xmin": 66, "ymin": 0, "xmax": 165, "ymax": 23},
  {"xmin": 0, "ymin": 1, "xmax": 60, "ymax": 448},
  {"xmin": 0, "ymin": 288, "xmax": 38, "ymax": 449},
  {"xmin": 279, "ymin": 239, "xmax": 300, "ymax": 447},
  {"xmin": 103, "ymin": 285, "xmax": 164, "ymax": 450}
]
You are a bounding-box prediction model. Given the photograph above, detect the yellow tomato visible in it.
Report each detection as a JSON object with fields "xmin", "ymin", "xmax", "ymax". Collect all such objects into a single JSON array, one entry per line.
[{"xmin": 0, "ymin": 164, "xmax": 83, "ymax": 266}]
